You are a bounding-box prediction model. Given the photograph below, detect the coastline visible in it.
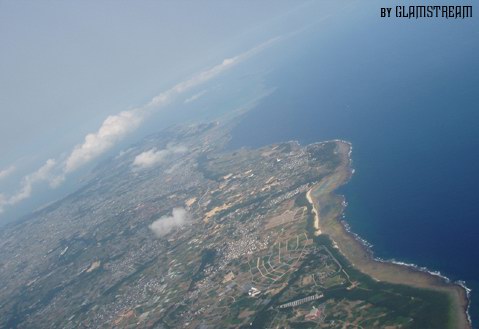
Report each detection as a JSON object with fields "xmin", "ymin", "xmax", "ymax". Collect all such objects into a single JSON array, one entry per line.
[{"xmin": 307, "ymin": 140, "xmax": 471, "ymax": 329}]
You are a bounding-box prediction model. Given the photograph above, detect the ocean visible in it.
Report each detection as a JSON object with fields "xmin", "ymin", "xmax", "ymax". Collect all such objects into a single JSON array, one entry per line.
[{"xmin": 228, "ymin": 5, "xmax": 479, "ymax": 327}]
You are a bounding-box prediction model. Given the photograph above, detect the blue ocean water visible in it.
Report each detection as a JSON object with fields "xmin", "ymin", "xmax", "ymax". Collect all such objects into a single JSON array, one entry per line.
[{"xmin": 229, "ymin": 5, "xmax": 479, "ymax": 327}]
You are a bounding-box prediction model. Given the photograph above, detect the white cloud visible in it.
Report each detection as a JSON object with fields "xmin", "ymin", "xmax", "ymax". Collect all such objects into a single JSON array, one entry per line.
[
  {"xmin": 12, "ymin": 159, "xmax": 58, "ymax": 202},
  {"xmin": 132, "ymin": 144, "xmax": 187, "ymax": 170},
  {"xmin": 1, "ymin": 37, "xmax": 281, "ymax": 215},
  {"xmin": 149, "ymin": 207, "xmax": 190, "ymax": 238},
  {"xmin": 133, "ymin": 149, "xmax": 168, "ymax": 169},
  {"xmin": 61, "ymin": 51, "xmax": 242, "ymax": 174},
  {"xmin": 65, "ymin": 37, "xmax": 280, "ymax": 174},
  {"xmin": 0, "ymin": 165, "xmax": 16, "ymax": 180},
  {"xmin": 64, "ymin": 109, "xmax": 145, "ymax": 173},
  {"xmin": 145, "ymin": 36, "xmax": 280, "ymax": 110},
  {"xmin": 184, "ymin": 90, "xmax": 208, "ymax": 104},
  {"xmin": 0, "ymin": 159, "xmax": 61, "ymax": 213}
]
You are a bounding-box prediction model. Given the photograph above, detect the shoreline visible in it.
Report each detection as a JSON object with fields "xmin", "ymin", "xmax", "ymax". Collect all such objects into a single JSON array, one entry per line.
[{"xmin": 307, "ymin": 140, "xmax": 472, "ymax": 329}]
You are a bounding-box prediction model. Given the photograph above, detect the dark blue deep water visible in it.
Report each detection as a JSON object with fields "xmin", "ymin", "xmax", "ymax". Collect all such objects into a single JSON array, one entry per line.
[{"xmin": 229, "ymin": 5, "xmax": 479, "ymax": 327}]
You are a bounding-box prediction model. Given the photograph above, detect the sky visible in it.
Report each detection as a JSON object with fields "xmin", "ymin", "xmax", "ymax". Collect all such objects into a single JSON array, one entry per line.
[{"xmin": 0, "ymin": 1, "xmax": 336, "ymax": 221}]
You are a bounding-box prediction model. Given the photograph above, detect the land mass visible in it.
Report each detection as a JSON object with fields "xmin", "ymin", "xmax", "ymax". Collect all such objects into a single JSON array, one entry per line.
[
  {"xmin": 0, "ymin": 119, "xmax": 470, "ymax": 328},
  {"xmin": 307, "ymin": 140, "xmax": 471, "ymax": 329}
]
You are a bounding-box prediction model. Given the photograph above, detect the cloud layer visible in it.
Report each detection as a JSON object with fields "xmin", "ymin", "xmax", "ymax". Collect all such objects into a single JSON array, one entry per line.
[
  {"xmin": 149, "ymin": 207, "xmax": 190, "ymax": 237},
  {"xmin": 0, "ymin": 37, "xmax": 280, "ymax": 216},
  {"xmin": 0, "ymin": 159, "xmax": 61, "ymax": 213},
  {"xmin": 132, "ymin": 144, "xmax": 187, "ymax": 170},
  {"xmin": 0, "ymin": 165, "xmax": 16, "ymax": 181},
  {"xmin": 64, "ymin": 36, "xmax": 282, "ymax": 174},
  {"xmin": 62, "ymin": 49, "xmax": 245, "ymax": 174},
  {"xmin": 65, "ymin": 109, "xmax": 144, "ymax": 173}
]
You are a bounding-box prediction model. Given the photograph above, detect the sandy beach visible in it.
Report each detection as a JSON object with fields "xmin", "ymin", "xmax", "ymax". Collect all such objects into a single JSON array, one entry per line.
[{"xmin": 306, "ymin": 189, "xmax": 321, "ymax": 236}]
